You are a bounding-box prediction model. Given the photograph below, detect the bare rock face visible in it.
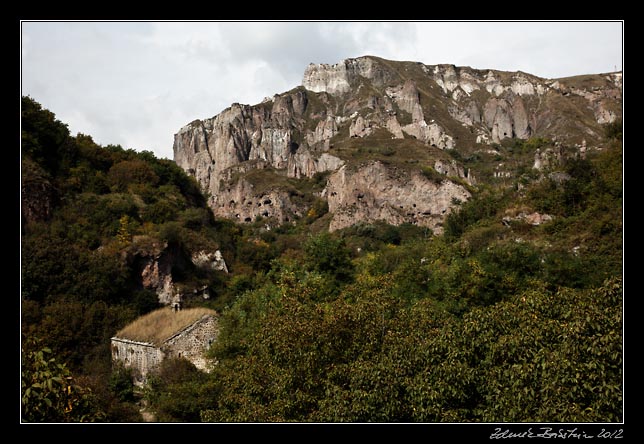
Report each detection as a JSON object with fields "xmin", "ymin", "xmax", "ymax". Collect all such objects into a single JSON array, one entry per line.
[
  {"xmin": 434, "ymin": 159, "xmax": 476, "ymax": 185},
  {"xmin": 325, "ymin": 161, "xmax": 471, "ymax": 234},
  {"xmin": 402, "ymin": 120, "xmax": 455, "ymax": 150},
  {"xmin": 131, "ymin": 237, "xmax": 176, "ymax": 305},
  {"xmin": 130, "ymin": 237, "xmax": 227, "ymax": 305},
  {"xmin": 173, "ymin": 88, "xmax": 336, "ymax": 213},
  {"xmin": 482, "ymin": 96, "xmax": 532, "ymax": 143},
  {"xmin": 448, "ymin": 100, "xmax": 481, "ymax": 126},
  {"xmin": 212, "ymin": 177, "xmax": 305, "ymax": 224},
  {"xmin": 191, "ymin": 250, "xmax": 228, "ymax": 273},
  {"xmin": 287, "ymin": 149, "xmax": 344, "ymax": 178},
  {"xmin": 302, "ymin": 57, "xmax": 394, "ymax": 95},
  {"xmin": 349, "ymin": 115, "xmax": 373, "ymax": 138},
  {"xmin": 386, "ymin": 80, "xmax": 424, "ymax": 123},
  {"xmin": 385, "ymin": 115, "xmax": 405, "ymax": 139},
  {"xmin": 174, "ymin": 55, "xmax": 621, "ymax": 234},
  {"xmin": 307, "ymin": 116, "xmax": 338, "ymax": 148},
  {"xmin": 510, "ymin": 96, "xmax": 531, "ymax": 139}
]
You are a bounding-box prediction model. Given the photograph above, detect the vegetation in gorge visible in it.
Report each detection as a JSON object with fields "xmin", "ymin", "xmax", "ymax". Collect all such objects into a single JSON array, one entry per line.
[{"xmin": 21, "ymin": 96, "xmax": 622, "ymax": 423}]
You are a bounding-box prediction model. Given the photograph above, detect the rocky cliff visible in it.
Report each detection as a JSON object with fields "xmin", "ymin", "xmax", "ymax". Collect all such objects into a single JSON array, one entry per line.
[
  {"xmin": 128, "ymin": 235, "xmax": 228, "ymax": 305},
  {"xmin": 173, "ymin": 56, "xmax": 621, "ymax": 233}
]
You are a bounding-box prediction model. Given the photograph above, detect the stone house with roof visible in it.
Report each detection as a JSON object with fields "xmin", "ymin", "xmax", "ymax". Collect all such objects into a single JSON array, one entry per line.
[{"xmin": 111, "ymin": 307, "xmax": 219, "ymax": 385}]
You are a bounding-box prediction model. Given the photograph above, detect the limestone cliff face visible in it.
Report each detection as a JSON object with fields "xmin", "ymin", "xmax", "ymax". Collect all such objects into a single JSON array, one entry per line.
[
  {"xmin": 324, "ymin": 161, "xmax": 471, "ymax": 234},
  {"xmin": 211, "ymin": 174, "xmax": 307, "ymax": 224},
  {"xmin": 129, "ymin": 236, "xmax": 228, "ymax": 305},
  {"xmin": 173, "ymin": 90, "xmax": 344, "ymax": 222},
  {"xmin": 130, "ymin": 237, "xmax": 176, "ymax": 305},
  {"xmin": 173, "ymin": 55, "xmax": 621, "ymax": 232},
  {"xmin": 302, "ymin": 57, "xmax": 395, "ymax": 94}
]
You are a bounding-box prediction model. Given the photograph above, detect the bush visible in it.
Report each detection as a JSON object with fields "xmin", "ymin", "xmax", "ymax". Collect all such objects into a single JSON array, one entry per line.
[
  {"xmin": 107, "ymin": 159, "xmax": 159, "ymax": 192},
  {"xmin": 604, "ymin": 119, "xmax": 622, "ymax": 140},
  {"xmin": 444, "ymin": 189, "xmax": 506, "ymax": 240},
  {"xmin": 131, "ymin": 289, "xmax": 160, "ymax": 316},
  {"xmin": 146, "ymin": 358, "xmax": 213, "ymax": 422},
  {"xmin": 305, "ymin": 198, "xmax": 329, "ymax": 223},
  {"xmin": 420, "ymin": 166, "xmax": 443, "ymax": 183},
  {"xmin": 180, "ymin": 207, "xmax": 213, "ymax": 229},
  {"xmin": 142, "ymin": 199, "xmax": 180, "ymax": 224},
  {"xmin": 304, "ymin": 232, "xmax": 354, "ymax": 283},
  {"xmin": 22, "ymin": 338, "xmax": 105, "ymax": 422},
  {"xmin": 108, "ymin": 364, "xmax": 135, "ymax": 403},
  {"xmin": 159, "ymin": 221, "xmax": 184, "ymax": 244}
]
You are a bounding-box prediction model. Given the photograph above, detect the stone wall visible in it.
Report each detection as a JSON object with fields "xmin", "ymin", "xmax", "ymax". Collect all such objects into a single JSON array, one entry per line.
[
  {"xmin": 110, "ymin": 338, "xmax": 164, "ymax": 385},
  {"xmin": 162, "ymin": 315, "xmax": 219, "ymax": 372},
  {"xmin": 111, "ymin": 314, "xmax": 219, "ymax": 385}
]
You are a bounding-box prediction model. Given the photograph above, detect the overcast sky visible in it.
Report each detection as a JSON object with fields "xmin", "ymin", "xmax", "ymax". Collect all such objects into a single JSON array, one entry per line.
[{"xmin": 21, "ymin": 21, "xmax": 623, "ymax": 160}]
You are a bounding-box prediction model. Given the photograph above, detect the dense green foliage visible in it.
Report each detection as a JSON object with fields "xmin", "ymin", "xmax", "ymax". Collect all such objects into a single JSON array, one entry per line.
[
  {"xmin": 21, "ymin": 338, "xmax": 105, "ymax": 422},
  {"xmin": 21, "ymin": 96, "xmax": 622, "ymax": 423},
  {"xmin": 21, "ymin": 96, "xmax": 238, "ymax": 421},
  {"xmin": 199, "ymin": 274, "xmax": 621, "ymax": 422}
]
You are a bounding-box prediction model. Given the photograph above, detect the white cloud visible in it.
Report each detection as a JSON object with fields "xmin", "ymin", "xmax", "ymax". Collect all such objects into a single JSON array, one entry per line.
[
  {"xmin": 21, "ymin": 21, "xmax": 623, "ymax": 160},
  {"xmin": 411, "ymin": 21, "xmax": 623, "ymax": 78}
]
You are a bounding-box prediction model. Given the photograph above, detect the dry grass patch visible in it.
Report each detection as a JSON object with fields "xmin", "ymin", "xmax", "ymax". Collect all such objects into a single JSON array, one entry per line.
[{"xmin": 115, "ymin": 307, "xmax": 217, "ymax": 346}]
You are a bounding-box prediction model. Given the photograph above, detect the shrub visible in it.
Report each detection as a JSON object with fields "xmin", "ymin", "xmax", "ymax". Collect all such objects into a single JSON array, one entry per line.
[
  {"xmin": 22, "ymin": 338, "xmax": 105, "ymax": 422},
  {"xmin": 108, "ymin": 364, "xmax": 135, "ymax": 403},
  {"xmin": 107, "ymin": 159, "xmax": 159, "ymax": 192},
  {"xmin": 304, "ymin": 232, "xmax": 354, "ymax": 283},
  {"xmin": 420, "ymin": 166, "xmax": 443, "ymax": 183},
  {"xmin": 604, "ymin": 119, "xmax": 622, "ymax": 140}
]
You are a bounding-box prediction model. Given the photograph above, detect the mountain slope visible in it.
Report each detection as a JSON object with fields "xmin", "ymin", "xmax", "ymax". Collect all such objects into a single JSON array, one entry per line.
[{"xmin": 173, "ymin": 55, "xmax": 622, "ymax": 234}]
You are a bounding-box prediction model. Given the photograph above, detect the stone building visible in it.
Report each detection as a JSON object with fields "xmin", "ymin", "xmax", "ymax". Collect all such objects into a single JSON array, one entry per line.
[{"xmin": 111, "ymin": 307, "xmax": 219, "ymax": 385}]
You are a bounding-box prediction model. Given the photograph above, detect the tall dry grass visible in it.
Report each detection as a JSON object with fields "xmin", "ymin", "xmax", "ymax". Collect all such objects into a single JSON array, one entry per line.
[{"xmin": 115, "ymin": 307, "xmax": 216, "ymax": 345}]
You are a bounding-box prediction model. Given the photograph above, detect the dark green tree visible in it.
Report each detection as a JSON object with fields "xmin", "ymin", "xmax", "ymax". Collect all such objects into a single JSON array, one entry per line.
[
  {"xmin": 303, "ymin": 232, "xmax": 354, "ymax": 283},
  {"xmin": 22, "ymin": 338, "xmax": 105, "ymax": 422}
]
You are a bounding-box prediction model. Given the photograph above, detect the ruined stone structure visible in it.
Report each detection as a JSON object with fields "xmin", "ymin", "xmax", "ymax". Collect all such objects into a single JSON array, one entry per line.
[{"xmin": 111, "ymin": 308, "xmax": 219, "ymax": 385}]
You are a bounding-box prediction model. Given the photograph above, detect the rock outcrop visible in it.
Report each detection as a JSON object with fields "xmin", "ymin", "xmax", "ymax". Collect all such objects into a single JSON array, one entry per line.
[
  {"xmin": 211, "ymin": 176, "xmax": 306, "ymax": 224},
  {"xmin": 129, "ymin": 237, "xmax": 228, "ymax": 305},
  {"xmin": 533, "ymin": 146, "xmax": 564, "ymax": 171},
  {"xmin": 302, "ymin": 57, "xmax": 395, "ymax": 95},
  {"xmin": 131, "ymin": 237, "xmax": 176, "ymax": 305},
  {"xmin": 434, "ymin": 159, "xmax": 476, "ymax": 185},
  {"xmin": 191, "ymin": 250, "xmax": 229, "ymax": 273},
  {"xmin": 173, "ymin": 55, "xmax": 621, "ymax": 233},
  {"xmin": 324, "ymin": 161, "xmax": 470, "ymax": 234}
]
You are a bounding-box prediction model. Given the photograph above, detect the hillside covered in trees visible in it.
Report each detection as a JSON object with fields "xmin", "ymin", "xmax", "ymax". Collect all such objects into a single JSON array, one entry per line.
[{"xmin": 21, "ymin": 96, "xmax": 622, "ymax": 423}]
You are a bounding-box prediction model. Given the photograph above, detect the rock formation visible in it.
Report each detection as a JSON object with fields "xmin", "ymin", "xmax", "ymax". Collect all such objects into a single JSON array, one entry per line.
[
  {"xmin": 129, "ymin": 236, "xmax": 228, "ymax": 305},
  {"xmin": 130, "ymin": 236, "xmax": 176, "ymax": 305},
  {"xmin": 173, "ymin": 55, "xmax": 622, "ymax": 233},
  {"xmin": 191, "ymin": 250, "xmax": 229, "ymax": 273},
  {"xmin": 324, "ymin": 161, "xmax": 471, "ymax": 234}
]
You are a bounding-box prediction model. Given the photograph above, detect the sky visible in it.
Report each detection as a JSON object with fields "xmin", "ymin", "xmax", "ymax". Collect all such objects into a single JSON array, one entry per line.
[{"xmin": 21, "ymin": 21, "xmax": 623, "ymax": 160}]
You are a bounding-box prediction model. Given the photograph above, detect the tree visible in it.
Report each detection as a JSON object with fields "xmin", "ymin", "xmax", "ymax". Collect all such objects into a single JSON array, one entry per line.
[
  {"xmin": 116, "ymin": 215, "xmax": 133, "ymax": 247},
  {"xmin": 22, "ymin": 96, "xmax": 74, "ymax": 175},
  {"xmin": 106, "ymin": 159, "xmax": 159, "ymax": 192},
  {"xmin": 145, "ymin": 358, "xmax": 215, "ymax": 422},
  {"xmin": 303, "ymin": 232, "xmax": 354, "ymax": 283},
  {"xmin": 22, "ymin": 338, "xmax": 105, "ymax": 422},
  {"xmin": 200, "ymin": 271, "xmax": 621, "ymax": 422}
]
